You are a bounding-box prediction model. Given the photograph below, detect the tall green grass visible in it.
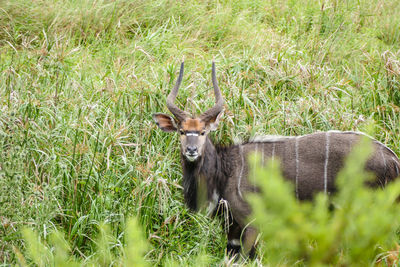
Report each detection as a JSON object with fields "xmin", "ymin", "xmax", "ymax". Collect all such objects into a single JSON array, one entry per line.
[{"xmin": 1, "ymin": 0, "xmax": 399, "ymax": 265}]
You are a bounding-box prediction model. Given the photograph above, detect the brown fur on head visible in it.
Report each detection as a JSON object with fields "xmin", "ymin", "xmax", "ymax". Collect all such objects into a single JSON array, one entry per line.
[{"xmin": 153, "ymin": 113, "xmax": 223, "ymax": 161}]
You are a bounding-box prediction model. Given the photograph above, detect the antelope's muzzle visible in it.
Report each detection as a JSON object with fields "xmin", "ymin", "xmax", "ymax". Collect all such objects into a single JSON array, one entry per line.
[{"xmin": 185, "ymin": 145, "xmax": 199, "ymax": 161}]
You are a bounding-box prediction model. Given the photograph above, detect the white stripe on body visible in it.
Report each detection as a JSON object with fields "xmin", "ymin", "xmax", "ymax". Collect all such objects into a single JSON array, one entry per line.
[
  {"xmin": 295, "ymin": 137, "xmax": 299, "ymax": 199},
  {"xmin": 238, "ymin": 145, "xmax": 244, "ymax": 199},
  {"xmin": 261, "ymin": 143, "xmax": 265, "ymax": 165},
  {"xmin": 272, "ymin": 142, "xmax": 276, "ymax": 160},
  {"xmin": 254, "ymin": 143, "xmax": 258, "ymax": 183},
  {"xmin": 380, "ymin": 146, "xmax": 387, "ymax": 184},
  {"xmin": 324, "ymin": 132, "xmax": 330, "ymax": 193}
]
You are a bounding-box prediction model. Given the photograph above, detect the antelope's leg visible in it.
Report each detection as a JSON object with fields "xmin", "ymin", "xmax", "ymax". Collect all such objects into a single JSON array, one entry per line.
[
  {"xmin": 242, "ymin": 226, "xmax": 258, "ymax": 259},
  {"xmin": 227, "ymin": 219, "xmax": 242, "ymax": 256}
]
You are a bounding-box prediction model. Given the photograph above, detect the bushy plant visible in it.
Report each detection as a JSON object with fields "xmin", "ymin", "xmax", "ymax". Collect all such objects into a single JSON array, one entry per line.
[{"xmin": 16, "ymin": 217, "xmax": 150, "ymax": 267}]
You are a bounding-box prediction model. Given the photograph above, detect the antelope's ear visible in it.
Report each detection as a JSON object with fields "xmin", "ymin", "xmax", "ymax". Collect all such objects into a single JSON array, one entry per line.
[
  {"xmin": 152, "ymin": 113, "xmax": 178, "ymax": 132},
  {"xmin": 207, "ymin": 111, "xmax": 223, "ymax": 131}
]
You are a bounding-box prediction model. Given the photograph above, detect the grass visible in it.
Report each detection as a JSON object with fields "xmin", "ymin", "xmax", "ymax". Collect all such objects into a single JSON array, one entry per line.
[{"xmin": 0, "ymin": 0, "xmax": 399, "ymax": 265}]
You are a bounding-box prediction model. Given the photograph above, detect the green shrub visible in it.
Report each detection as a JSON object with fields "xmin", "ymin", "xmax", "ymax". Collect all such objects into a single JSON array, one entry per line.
[{"xmin": 17, "ymin": 217, "xmax": 150, "ymax": 267}]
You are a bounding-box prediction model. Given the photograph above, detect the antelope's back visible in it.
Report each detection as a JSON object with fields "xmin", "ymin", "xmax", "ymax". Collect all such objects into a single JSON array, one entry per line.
[{"xmin": 251, "ymin": 131, "xmax": 400, "ymax": 200}]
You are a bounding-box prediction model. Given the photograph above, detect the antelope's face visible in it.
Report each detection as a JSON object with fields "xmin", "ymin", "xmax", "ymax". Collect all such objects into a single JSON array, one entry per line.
[
  {"xmin": 153, "ymin": 61, "xmax": 224, "ymax": 162},
  {"xmin": 153, "ymin": 115, "xmax": 222, "ymax": 162},
  {"xmin": 179, "ymin": 118, "xmax": 207, "ymax": 161}
]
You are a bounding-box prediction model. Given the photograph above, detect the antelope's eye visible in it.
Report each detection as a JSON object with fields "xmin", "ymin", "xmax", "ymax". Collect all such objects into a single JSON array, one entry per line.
[
  {"xmin": 200, "ymin": 131, "xmax": 206, "ymax": 136},
  {"xmin": 179, "ymin": 130, "xmax": 185, "ymax": 135}
]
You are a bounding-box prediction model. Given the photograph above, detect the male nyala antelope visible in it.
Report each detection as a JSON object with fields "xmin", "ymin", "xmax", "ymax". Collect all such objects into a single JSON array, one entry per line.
[{"xmin": 153, "ymin": 61, "xmax": 400, "ymax": 257}]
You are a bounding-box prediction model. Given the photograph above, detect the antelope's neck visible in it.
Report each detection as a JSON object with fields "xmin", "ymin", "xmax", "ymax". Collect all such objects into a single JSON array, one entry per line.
[{"xmin": 181, "ymin": 138, "xmax": 220, "ymax": 211}]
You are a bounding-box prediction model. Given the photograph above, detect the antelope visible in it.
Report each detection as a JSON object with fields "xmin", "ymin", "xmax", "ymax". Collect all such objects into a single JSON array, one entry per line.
[{"xmin": 153, "ymin": 61, "xmax": 400, "ymax": 258}]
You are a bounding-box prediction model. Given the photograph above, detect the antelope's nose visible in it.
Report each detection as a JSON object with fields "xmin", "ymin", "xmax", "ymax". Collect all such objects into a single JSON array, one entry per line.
[{"xmin": 187, "ymin": 146, "xmax": 198, "ymax": 154}]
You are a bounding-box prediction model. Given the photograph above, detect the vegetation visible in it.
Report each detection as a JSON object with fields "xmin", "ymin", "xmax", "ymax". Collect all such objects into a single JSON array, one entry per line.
[{"xmin": 0, "ymin": 0, "xmax": 399, "ymax": 265}]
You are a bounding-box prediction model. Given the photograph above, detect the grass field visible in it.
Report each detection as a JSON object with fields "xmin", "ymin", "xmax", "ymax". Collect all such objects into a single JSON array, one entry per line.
[{"xmin": 1, "ymin": 0, "xmax": 400, "ymax": 265}]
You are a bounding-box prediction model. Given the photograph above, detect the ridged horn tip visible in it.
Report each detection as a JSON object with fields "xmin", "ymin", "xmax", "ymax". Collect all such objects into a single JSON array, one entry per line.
[
  {"xmin": 166, "ymin": 60, "xmax": 188, "ymax": 122},
  {"xmin": 200, "ymin": 61, "xmax": 224, "ymax": 121}
]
